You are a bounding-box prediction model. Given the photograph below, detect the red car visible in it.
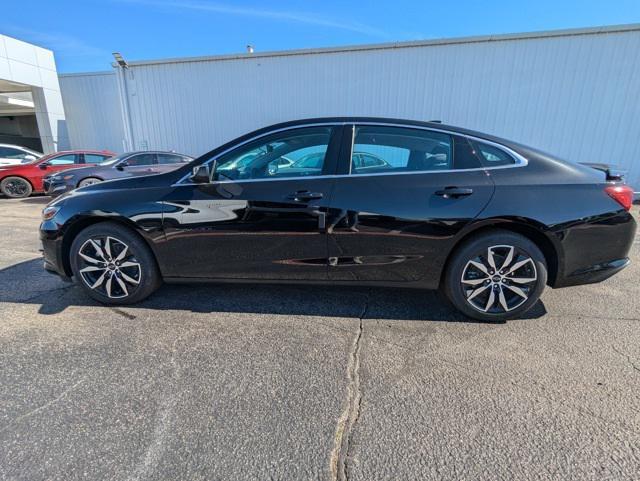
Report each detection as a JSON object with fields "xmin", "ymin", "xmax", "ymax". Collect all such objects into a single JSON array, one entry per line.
[{"xmin": 0, "ymin": 149, "xmax": 116, "ymax": 198}]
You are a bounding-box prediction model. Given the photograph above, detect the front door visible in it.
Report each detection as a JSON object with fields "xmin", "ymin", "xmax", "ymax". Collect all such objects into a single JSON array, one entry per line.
[
  {"xmin": 327, "ymin": 124, "xmax": 495, "ymax": 287},
  {"xmin": 159, "ymin": 125, "xmax": 342, "ymax": 280}
]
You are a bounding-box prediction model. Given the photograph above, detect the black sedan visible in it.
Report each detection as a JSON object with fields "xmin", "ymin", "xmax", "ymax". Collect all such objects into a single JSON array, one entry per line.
[{"xmin": 40, "ymin": 118, "xmax": 636, "ymax": 322}]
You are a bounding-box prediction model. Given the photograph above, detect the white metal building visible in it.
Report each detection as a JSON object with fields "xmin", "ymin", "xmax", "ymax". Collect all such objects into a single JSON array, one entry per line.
[
  {"xmin": 58, "ymin": 24, "xmax": 640, "ymax": 189},
  {"xmin": 0, "ymin": 34, "xmax": 67, "ymax": 153}
]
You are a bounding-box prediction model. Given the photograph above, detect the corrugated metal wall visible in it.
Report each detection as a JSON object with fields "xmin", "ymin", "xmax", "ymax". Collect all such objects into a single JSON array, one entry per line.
[
  {"xmin": 59, "ymin": 26, "xmax": 640, "ymax": 189},
  {"xmin": 58, "ymin": 71, "xmax": 125, "ymax": 153}
]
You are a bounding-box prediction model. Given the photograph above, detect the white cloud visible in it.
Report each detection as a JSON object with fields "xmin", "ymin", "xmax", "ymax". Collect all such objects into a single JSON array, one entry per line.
[
  {"xmin": 116, "ymin": 0, "xmax": 390, "ymax": 38},
  {"xmin": 4, "ymin": 27, "xmax": 106, "ymax": 58}
]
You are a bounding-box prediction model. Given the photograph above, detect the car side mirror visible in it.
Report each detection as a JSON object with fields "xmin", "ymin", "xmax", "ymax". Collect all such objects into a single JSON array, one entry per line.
[
  {"xmin": 23, "ymin": 155, "xmax": 37, "ymax": 162},
  {"xmin": 38, "ymin": 161, "xmax": 51, "ymax": 170},
  {"xmin": 190, "ymin": 164, "xmax": 212, "ymax": 184},
  {"xmin": 116, "ymin": 161, "xmax": 128, "ymax": 171}
]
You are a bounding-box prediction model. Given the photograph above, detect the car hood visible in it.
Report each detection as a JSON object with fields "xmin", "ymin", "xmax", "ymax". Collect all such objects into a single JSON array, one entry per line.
[{"xmin": 47, "ymin": 165, "xmax": 113, "ymax": 177}]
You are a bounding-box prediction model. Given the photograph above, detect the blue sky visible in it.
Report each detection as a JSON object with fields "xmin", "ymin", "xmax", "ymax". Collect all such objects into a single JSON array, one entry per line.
[{"xmin": 3, "ymin": 0, "xmax": 640, "ymax": 72}]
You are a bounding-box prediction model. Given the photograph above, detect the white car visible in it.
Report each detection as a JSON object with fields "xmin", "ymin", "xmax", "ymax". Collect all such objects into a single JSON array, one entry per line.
[{"xmin": 0, "ymin": 144, "xmax": 42, "ymax": 166}]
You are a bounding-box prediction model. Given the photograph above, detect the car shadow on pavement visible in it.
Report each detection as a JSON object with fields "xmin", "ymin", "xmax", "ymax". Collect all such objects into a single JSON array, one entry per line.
[
  {"xmin": 17, "ymin": 196, "xmax": 51, "ymax": 205},
  {"xmin": 0, "ymin": 258, "xmax": 547, "ymax": 323}
]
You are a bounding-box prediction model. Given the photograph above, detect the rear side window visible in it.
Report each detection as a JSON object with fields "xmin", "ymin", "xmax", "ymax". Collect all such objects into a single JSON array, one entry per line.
[
  {"xmin": 157, "ymin": 153, "xmax": 187, "ymax": 164},
  {"xmin": 473, "ymin": 141, "xmax": 516, "ymax": 167},
  {"xmin": 350, "ymin": 126, "xmax": 452, "ymax": 175},
  {"xmin": 84, "ymin": 154, "xmax": 111, "ymax": 164}
]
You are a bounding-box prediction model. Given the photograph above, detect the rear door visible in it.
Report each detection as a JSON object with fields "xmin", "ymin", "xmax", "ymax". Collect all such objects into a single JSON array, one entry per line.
[{"xmin": 327, "ymin": 124, "xmax": 495, "ymax": 286}]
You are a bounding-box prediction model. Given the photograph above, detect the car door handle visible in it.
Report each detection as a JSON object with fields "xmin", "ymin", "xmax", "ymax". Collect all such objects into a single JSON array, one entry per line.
[
  {"xmin": 286, "ymin": 190, "xmax": 324, "ymax": 202},
  {"xmin": 435, "ymin": 187, "xmax": 473, "ymax": 198}
]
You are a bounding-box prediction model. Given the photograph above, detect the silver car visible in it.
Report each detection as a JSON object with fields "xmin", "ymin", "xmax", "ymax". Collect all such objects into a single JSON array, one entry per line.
[{"xmin": 44, "ymin": 151, "xmax": 193, "ymax": 196}]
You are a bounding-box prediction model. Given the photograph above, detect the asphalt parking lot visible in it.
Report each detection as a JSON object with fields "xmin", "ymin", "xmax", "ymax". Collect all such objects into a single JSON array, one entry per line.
[{"xmin": 1, "ymin": 196, "xmax": 639, "ymax": 481}]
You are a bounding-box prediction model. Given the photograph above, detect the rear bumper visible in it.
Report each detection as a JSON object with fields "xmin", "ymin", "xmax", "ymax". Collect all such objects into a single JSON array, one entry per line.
[
  {"xmin": 553, "ymin": 211, "xmax": 636, "ymax": 287},
  {"xmin": 555, "ymin": 257, "xmax": 629, "ymax": 287}
]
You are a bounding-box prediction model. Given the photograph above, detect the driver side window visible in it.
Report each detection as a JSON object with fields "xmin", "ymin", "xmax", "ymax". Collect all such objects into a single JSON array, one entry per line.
[{"xmin": 214, "ymin": 127, "xmax": 333, "ymax": 181}]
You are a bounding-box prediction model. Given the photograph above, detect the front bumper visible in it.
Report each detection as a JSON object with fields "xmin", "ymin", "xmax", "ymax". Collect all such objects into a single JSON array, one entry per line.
[
  {"xmin": 44, "ymin": 179, "xmax": 72, "ymax": 196},
  {"xmin": 40, "ymin": 222, "xmax": 71, "ymax": 281}
]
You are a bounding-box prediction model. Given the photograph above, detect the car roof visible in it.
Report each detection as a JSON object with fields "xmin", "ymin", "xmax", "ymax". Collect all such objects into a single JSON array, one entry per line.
[
  {"xmin": 48, "ymin": 149, "xmax": 114, "ymax": 155},
  {"xmin": 0, "ymin": 143, "xmax": 42, "ymax": 152},
  {"xmin": 230, "ymin": 117, "xmax": 526, "ymax": 151},
  {"xmin": 123, "ymin": 150, "xmax": 191, "ymax": 156}
]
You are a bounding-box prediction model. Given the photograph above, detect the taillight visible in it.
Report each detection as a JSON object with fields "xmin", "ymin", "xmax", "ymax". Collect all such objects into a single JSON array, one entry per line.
[{"xmin": 605, "ymin": 184, "xmax": 634, "ymax": 211}]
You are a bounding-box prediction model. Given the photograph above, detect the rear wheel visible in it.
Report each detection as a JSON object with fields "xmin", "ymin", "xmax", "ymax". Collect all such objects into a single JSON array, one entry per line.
[
  {"xmin": 443, "ymin": 230, "xmax": 547, "ymax": 322},
  {"xmin": 78, "ymin": 177, "xmax": 102, "ymax": 188},
  {"xmin": 0, "ymin": 176, "xmax": 33, "ymax": 198},
  {"xmin": 70, "ymin": 222, "xmax": 162, "ymax": 305}
]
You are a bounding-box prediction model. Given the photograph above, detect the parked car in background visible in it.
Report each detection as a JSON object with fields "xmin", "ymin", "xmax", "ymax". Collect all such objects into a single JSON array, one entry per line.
[
  {"xmin": 0, "ymin": 149, "xmax": 115, "ymax": 198},
  {"xmin": 44, "ymin": 151, "xmax": 193, "ymax": 196},
  {"xmin": 0, "ymin": 144, "xmax": 43, "ymax": 166},
  {"xmin": 40, "ymin": 118, "xmax": 636, "ymax": 322}
]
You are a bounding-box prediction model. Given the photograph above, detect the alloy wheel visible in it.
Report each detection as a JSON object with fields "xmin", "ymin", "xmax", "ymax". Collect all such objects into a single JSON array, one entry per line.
[
  {"xmin": 77, "ymin": 236, "xmax": 142, "ymax": 299},
  {"xmin": 4, "ymin": 178, "xmax": 29, "ymax": 197},
  {"xmin": 461, "ymin": 244, "xmax": 537, "ymax": 314}
]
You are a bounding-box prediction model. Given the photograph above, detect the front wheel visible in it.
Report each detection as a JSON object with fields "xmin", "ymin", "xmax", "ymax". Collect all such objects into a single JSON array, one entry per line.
[
  {"xmin": 443, "ymin": 230, "xmax": 547, "ymax": 322},
  {"xmin": 70, "ymin": 222, "xmax": 162, "ymax": 305},
  {"xmin": 77, "ymin": 177, "xmax": 102, "ymax": 188},
  {"xmin": 0, "ymin": 176, "xmax": 33, "ymax": 198}
]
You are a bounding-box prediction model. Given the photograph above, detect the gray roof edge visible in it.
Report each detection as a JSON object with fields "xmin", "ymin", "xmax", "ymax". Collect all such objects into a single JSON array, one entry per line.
[
  {"xmin": 108, "ymin": 23, "xmax": 640, "ymax": 69},
  {"xmin": 58, "ymin": 70, "xmax": 114, "ymax": 78}
]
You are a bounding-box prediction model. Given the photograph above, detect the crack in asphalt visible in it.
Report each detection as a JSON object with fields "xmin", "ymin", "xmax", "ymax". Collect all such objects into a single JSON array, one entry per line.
[
  {"xmin": 330, "ymin": 293, "xmax": 368, "ymax": 481},
  {"xmin": 612, "ymin": 345, "xmax": 640, "ymax": 373},
  {"xmin": 0, "ymin": 379, "xmax": 85, "ymax": 434}
]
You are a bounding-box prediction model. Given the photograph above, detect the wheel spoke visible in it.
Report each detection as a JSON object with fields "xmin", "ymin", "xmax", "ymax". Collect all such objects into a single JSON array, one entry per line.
[
  {"xmin": 80, "ymin": 265, "xmax": 104, "ymax": 273},
  {"xmin": 119, "ymin": 261, "xmax": 140, "ymax": 269},
  {"xmin": 504, "ymin": 284, "xmax": 528, "ymax": 299},
  {"xmin": 115, "ymin": 276, "xmax": 129, "ymax": 297},
  {"xmin": 487, "ymin": 248, "xmax": 497, "ymax": 270},
  {"xmin": 104, "ymin": 237, "xmax": 113, "ymax": 259},
  {"xmin": 484, "ymin": 289, "xmax": 496, "ymax": 311},
  {"xmin": 507, "ymin": 258, "xmax": 532, "ymax": 275},
  {"xmin": 462, "ymin": 277, "xmax": 488, "ymax": 286},
  {"xmin": 468, "ymin": 284, "xmax": 490, "ymax": 301},
  {"xmin": 79, "ymin": 252, "xmax": 102, "ymax": 265},
  {"xmin": 498, "ymin": 287, "xmax": 509, "ymax": 311},
  {"xmin": 114, "ymin": 245, "xmax": 129, "ymax": 262},
  {"xmin": 90, "ymin": 271, "xmax": 107, "ymax": 289},
  {"xmin": 105, "ymin": 276, "xmax": 113, "ymax": 298},
  {"xmin": 508, "ymin": 276, "xmax": 536, "ymax": 284},
  {"xmin": 89, "ymin": 239, "xmax": 106, "ymax": 261},
  {"xmin": 119, "ymin": 271, "xmax": 140, "ymax": 285},
  {"xmin": 468, "ymin": 260, "xmax": 489, "ymax": 276},
  {"xmin": 501, "ymin": 246, "xmax": 514, "ymax": 271}
]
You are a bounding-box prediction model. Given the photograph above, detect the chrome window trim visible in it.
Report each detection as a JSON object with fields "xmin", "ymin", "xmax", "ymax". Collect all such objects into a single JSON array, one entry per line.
[{"xmin": 173, "ymin": 121, "xmax": 528, "ymax": 187}]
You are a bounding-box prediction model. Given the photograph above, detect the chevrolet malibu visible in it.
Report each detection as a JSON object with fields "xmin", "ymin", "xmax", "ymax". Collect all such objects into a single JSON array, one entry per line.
[{"xmin": 40, "ymin": 118, "xmax": 636, "ymax": 322}]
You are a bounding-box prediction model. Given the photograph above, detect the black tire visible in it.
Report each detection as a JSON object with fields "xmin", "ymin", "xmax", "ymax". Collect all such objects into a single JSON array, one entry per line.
[
  {"xmin": 443, "ymin": 230, "xmax": 547, "ymax": 322},
  {"xmin": 70, "ymin": 222, "xmax": 162, "ymax": 305},
  {"xmin": 77, "ymin": 177, "xmax": 102, "ymax": 188},
  {"xmin": 0, "ymin": 176, "xmax": 33, "ymax": 198}
]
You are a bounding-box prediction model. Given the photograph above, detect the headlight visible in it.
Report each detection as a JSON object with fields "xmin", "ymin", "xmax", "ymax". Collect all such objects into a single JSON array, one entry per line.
[
  {"xmin": 42, "ymin": 206, "xmax": 60, "ymax": 221},
  {"xmin": 52, "ymin": 174, "xmax": 74, "ymax": 181}
]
